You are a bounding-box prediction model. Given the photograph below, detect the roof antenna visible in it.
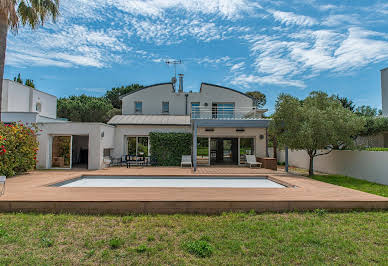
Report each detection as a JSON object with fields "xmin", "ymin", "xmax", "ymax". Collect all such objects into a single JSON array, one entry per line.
[{"xmin": 165, "ymin": 59, "xmax": 182, "ymax": 90}]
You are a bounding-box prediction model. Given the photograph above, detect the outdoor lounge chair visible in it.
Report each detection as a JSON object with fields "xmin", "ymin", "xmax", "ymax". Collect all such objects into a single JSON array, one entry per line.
[
  {"xmin": 246, "ymin": 155, "xmax": 262, "ymax": 168},
  {"xmin": 181, "ymin": 155, "xmax": 192, "ymax": 168},
  {"xmin": 0, "ymin": 176, "xmax": 6, "ymax": 196}
]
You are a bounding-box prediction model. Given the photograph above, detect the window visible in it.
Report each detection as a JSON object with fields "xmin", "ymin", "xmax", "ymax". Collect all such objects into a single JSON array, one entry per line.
[
  {"xmin": 191, "ymin": 102, "xmax": 200, "ymax": 118},
  {"xmin": 162, "ymin": 101, "xmax": 169, "ymax": 114},
  {"xmin": 135, "ymin": 101, "xmax": 142, "ymax": 113},
  {"xmin": 36, "ymin": 102, "xmax": 42, "ymax": 112},
  {"xmin": 127, "ymin": 136, "xmax": 149, "ymax": 156}
]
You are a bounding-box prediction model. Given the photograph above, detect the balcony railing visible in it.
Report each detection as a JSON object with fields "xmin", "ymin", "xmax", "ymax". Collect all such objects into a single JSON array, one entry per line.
[{"xmin": 191, "ymin": 106, "xmax": 264, "ymax": 120}]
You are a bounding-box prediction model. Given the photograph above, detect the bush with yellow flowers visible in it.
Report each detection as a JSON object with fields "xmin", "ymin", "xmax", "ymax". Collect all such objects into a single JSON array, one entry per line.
[{"xmin": 0, "ymin": 122, "xmax": 39, "ymax": 177}]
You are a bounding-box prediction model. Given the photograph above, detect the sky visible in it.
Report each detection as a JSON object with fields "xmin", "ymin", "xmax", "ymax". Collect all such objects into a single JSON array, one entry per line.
[{"xmin": 4, "ymin": 0, "xmax": 388, "ymax": 113}]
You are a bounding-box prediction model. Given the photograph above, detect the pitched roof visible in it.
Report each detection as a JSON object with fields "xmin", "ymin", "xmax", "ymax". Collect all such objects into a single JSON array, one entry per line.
[
  {"xmin": 108, "ymin": 115, "xmax": 190, "ymax": 126},
  {"xmin": 118, "ymin": 83, "xmax": 173, "ymax": 100}
]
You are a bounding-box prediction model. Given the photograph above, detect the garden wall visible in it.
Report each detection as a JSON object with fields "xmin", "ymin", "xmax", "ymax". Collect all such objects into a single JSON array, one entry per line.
[{"xmin": 270, "ymin": 149, "xmax": 388, "ymax": 185}]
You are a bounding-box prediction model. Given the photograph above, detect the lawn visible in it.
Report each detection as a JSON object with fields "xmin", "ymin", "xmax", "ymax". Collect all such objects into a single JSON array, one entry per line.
[
  {"xmin": 310, "ymin": 174, "xmax": 388, "ymax": 198},
  {"xmin": 0, "ymin": 211, "xmax": 387, "ymax": 265}
]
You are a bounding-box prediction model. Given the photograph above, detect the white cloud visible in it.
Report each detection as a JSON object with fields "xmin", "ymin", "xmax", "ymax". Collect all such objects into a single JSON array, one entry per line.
[
  {"xmin": 231, "ymin": 74, "xmax": 306, "ymax": 88},
  {"xmin": 321, "ymin": 14, "xmax": 359, "ymax": 27},
  {"xmin": 239, "ymin": 25, "xmax": 388, "ymax": 88},
  {"xmin": 231, "ymin": 62, "xmax": 245, "ymax": 71},
  {"xmin": 269, "ymin": 10, "xmax": 317, "ymax": 26},
  {"xmin": 106, "ymin": 0, "xmax": 261, "ymax": 19}
]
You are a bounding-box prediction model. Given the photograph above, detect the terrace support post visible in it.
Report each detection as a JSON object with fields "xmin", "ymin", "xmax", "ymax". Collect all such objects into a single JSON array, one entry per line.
[
  {"xmin": 265, "ymin": 128, "xmax": 269, "ymax": 157},
  {"xmin": 285, "ymin": 146, "xmax": 289, "ymax": 172},
  {"xmin": 193, "ymin": 121, "xmax": 198, "ymax": 172}
]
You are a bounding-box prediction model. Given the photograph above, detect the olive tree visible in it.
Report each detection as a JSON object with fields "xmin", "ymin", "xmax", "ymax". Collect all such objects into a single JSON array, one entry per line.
[{"xmin": 270, "ymin": 91, "xmax": 365, "ymax": 176}]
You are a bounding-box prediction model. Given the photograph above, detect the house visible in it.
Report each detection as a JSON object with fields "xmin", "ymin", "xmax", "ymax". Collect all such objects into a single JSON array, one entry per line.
[
  {"xmin": 108, "ymin": 77, "xmax": 270, "ymax": 169},
  {"xmin": 2, "ymin": 76, "xmax": 270, "ymax": 170}
]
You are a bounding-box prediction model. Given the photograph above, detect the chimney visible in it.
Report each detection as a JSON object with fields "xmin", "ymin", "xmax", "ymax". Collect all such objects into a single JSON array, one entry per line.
[{"xmin": 178, "ymin": 74, "xmax": 184, "ymax": 93}]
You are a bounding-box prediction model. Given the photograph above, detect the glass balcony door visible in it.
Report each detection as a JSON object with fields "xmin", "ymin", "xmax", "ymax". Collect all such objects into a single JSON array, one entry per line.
[{"xmin": 212, "ymin": 103, "xmax": 234, "ymax": 119}]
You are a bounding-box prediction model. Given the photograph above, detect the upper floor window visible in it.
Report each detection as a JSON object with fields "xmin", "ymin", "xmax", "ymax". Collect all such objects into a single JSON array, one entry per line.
[
  {"xmin": 191, "ymin": 102, "xmax": 200, "ymax": 118},
  {"xmin": 36, "ymin": 102, "xmax": 42, "ymax": 112},
  {"xmin": 135, "ymin": 101, "xmax": 142, "ymax": 113},
  {"xmin": 162, "ymin": 101, "xmax": 169, "ymax": 114}
]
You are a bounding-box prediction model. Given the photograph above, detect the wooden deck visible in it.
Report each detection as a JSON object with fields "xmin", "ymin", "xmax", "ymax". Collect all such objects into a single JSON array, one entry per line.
[{"xmin": 0, "ymin": 167, "xmax": 387, "ymax": 214}]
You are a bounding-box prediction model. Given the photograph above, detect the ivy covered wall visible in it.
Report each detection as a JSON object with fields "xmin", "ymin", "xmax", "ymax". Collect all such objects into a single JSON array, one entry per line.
[{"xmin": 149, "ymin": 132, "xmax": 192, "ymax": 166}]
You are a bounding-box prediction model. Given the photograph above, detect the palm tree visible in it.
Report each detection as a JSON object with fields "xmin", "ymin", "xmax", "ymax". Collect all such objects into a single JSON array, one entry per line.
[{"xmin": 0, "ymin": 0, "xmax": 59, "ymax": 120}]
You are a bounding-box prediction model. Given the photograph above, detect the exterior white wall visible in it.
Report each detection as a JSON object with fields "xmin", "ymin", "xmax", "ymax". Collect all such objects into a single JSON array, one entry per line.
[
  {"xmin": 273, "ymin": 149, "xmax": 388, "ymax": 185},
  {"xmin": 382, "ymin": 68, "xmax": 388, "ymax": 116},
  {"xmin": 36, "ymin": 122, "xmax": 115, "ymax": 170},
  {"xmin": 32, "ymin": 89, "xmax": 57, "ymax": 118},
  {"xmin": 1, "ymin": 79, "xmax": 57, "ymax": 118},
  {"xmin": 112, "ymin": 125, "xmax": 191, "ymax": 158},
  {"xmin": 197, "ymin": 127, "xmax": 267, "ymax": 158},
  {"xmin": 1, "ymin": 112, "xmax": 38, "ymax": 124},
  {"xmin": 121, "ymin": 83, "xmax": 254, "ymax": 116},
  {"xmin": 1, "ymin": 80, "xmax": 30, "ymax": 112}
]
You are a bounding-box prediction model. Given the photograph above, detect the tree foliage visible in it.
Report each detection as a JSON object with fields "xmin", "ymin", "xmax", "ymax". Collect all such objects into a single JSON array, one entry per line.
[
  {"xmin": 57, "ymin": 95, "xmax": 120, "ymax": 123},
  {"xmin": 105, "ymin": 84, "xmax": 143, "ymax": 109},
  {"xmin": 246, "ymin": 91, "xmax": 266, "ymax": 108},
  {"xmin": 270, "ymin": 91, "xmax": 365, "ymax": 176},
  {"xmin": 13, "ymin": 73, "xmax": 35, "ymax": 88},
  {"xmin": 355, "ymin": 105, "xmax": 382, "ymax": 117},
  {"xmin": 57, "ymin": 84, "xmax": 144, "ymax": 122},
  {"xmin": 334, "ymin": 95, "xmax": 355, "ymax": 112}
]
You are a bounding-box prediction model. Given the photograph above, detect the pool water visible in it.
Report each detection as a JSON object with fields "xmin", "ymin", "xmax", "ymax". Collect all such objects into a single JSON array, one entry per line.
[{"xmin": 54, "ymin": 176, "xmax": 286, "ymax": 188}]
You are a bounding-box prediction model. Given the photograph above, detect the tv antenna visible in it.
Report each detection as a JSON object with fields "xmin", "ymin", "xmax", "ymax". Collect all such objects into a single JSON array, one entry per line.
[{"xmin": 165, "ymin": 59, "xmax": 182, "ymax": 79}]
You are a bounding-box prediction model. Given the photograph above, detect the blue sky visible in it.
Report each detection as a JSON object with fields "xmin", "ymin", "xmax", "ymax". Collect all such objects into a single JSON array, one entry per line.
[{"xmin": 4, "ymin": 0, "xmax": 388, "ymax": 113}]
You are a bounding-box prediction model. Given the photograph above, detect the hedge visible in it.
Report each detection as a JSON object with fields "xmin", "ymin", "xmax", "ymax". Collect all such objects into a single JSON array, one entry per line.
[
  {"xmin": 0, "ymin": 122, "xmax": 39, "ymax": 177},
  {"xmin": 149, "ymin": 132, "xmax": 192, "ymax": 166}
]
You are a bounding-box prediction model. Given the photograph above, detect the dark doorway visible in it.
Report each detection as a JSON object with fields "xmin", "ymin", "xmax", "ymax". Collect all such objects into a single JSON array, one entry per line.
[
  {"xmin": 72, "ymin": 135, "xmax": 89, "ymax": 169},
  {"xmin": 210, "ymin": 138, "xmax": 238, "ymax": 165}
]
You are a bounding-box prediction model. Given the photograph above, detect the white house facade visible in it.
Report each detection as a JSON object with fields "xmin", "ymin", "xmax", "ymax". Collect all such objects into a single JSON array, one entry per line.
[{"xmin": 2, "ymin": 77, "xmax": 270, "ymax": 170}]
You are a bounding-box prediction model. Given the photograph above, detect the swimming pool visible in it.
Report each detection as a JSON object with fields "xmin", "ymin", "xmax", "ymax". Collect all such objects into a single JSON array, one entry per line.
[{"xmin": 53, "ymin": 176, "xmax": 286, "ymax": 188}]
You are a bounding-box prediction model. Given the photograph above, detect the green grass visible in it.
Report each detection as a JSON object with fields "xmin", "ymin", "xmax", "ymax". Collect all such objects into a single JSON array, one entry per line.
[
  {"xmin": 363, "ymin": 147, "xmax": 388, "ymax": 151},
  {"xmin": 310, "ymin": 174, "xmax": 388, "ymax": 198},
  {"xmin": 0, "ymin": 211, "xmax": 387, "ymax": 265}
]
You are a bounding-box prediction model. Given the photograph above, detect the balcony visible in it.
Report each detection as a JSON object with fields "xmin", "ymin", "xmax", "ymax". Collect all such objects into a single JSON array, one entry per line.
[{"xmin": 191, "ymin": 106, "xmax": 266, "ymax": 120}]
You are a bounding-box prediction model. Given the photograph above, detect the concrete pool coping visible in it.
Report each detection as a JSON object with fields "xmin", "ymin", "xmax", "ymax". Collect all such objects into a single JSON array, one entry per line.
[{"xmin": 0, "ymin": 167, "xmax": 387, "ymax": 214}]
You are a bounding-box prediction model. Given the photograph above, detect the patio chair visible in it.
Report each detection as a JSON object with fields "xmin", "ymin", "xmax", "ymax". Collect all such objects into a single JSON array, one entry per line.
[
  {"xmin": 181, "ymin": 155, "xmax": 192, "ymax": 168},
  {"xmin": 0, "ymin": 176, "xmax": 6, "ymax": 196},
  {"xmin": 246, "ymin": 155, "xmax": 262, "ymax": 168}
]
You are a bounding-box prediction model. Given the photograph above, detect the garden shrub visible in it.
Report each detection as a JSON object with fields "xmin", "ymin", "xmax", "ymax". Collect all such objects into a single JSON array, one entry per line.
[
  {"xmin": 149, "ymin": 132, "xmax": 192, "ymax": 166},
  {"xmin": 0, "ymin": 122, "xmax": 39, "ymax": 177}
]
